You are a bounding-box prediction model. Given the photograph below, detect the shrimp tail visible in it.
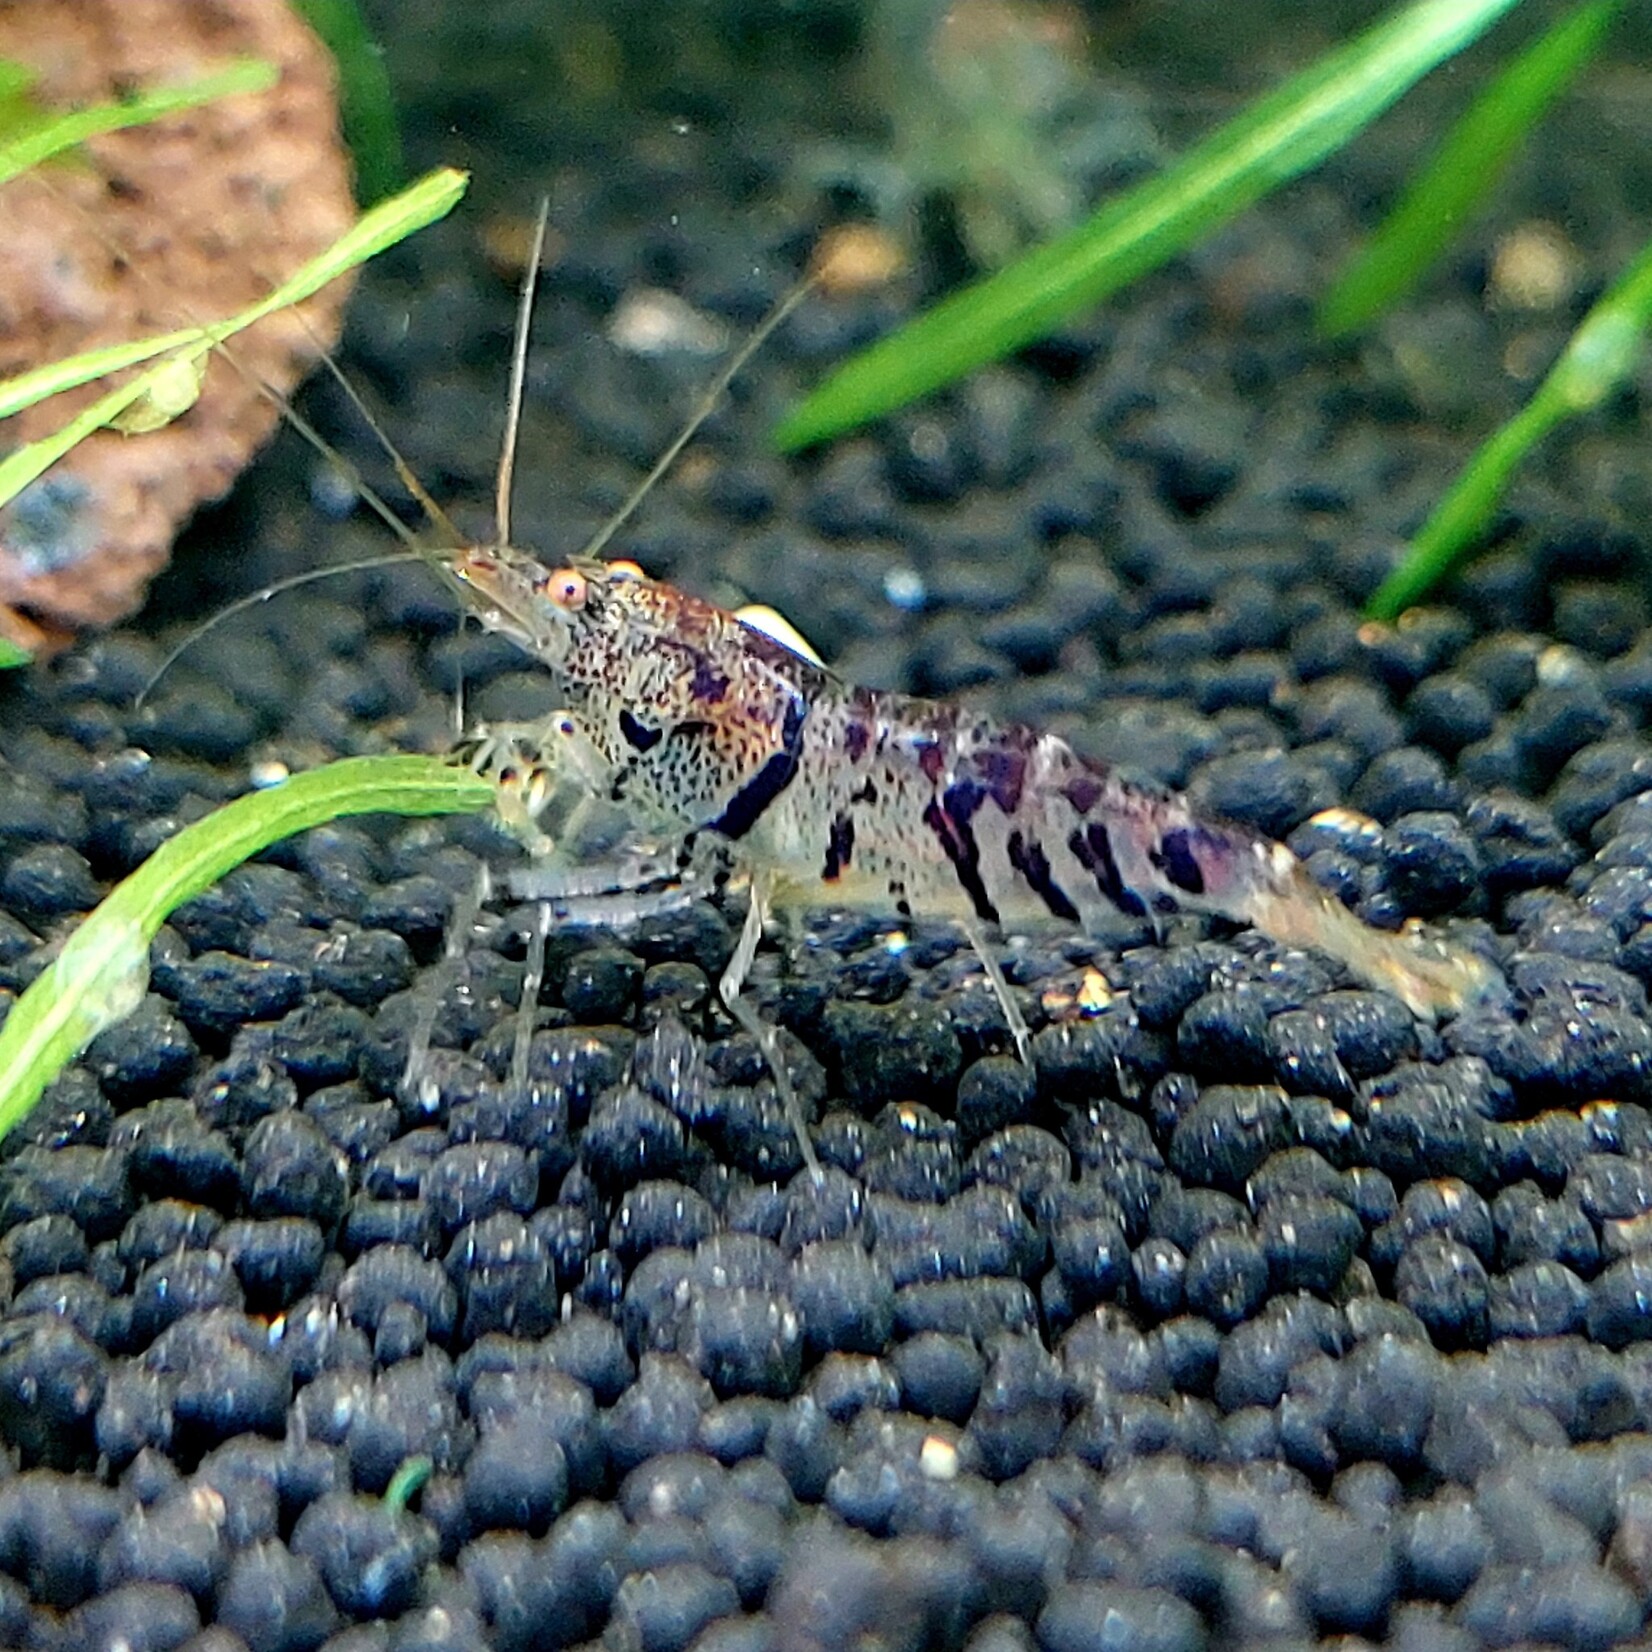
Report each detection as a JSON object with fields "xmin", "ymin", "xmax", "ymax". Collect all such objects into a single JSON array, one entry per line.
[
  {"xmin": 1234, "ymin": 838, "xmax": 1503, "ymax": 1022},
  {"xmin": 1017, "ymin": 744, "xmax": 1504, "ymax": 1024}
]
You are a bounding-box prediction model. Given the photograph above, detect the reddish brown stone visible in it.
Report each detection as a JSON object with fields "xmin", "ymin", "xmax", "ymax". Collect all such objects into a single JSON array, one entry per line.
[{"xmin": 0, "ymin": 0, "xmax": 356, "ymax": 650}]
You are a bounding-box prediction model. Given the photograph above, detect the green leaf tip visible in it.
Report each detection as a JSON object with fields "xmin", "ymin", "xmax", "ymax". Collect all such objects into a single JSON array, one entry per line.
[
  {"xmin": 1319, "ymin": 0, "xmax": 1625, "ymax": 338},
  {"xmin": 1368, "ymin": 229, "xmax": 1652, "ymax": 621}
]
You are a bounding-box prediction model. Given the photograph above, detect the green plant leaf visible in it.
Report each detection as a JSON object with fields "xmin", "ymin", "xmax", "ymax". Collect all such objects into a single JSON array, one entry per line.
[
  {"xmin": 0, "ymin": 164, "xmax": 467, "ymax": 529},
  {"xmin": 774, "ymin": 0, "xmax": 1525, "ymax": 451},
  {"xmin": 0, "ymin": 58, "xmax": 278, "ymax": 187},
  {"xmin": 0, "ymin": 165, "xmax": 468, "ymax": 426},
  {"xmin": 0, "ymin": 359, "xmax": 207, "ymax": 510},
  {"xmin": 0, "ymin": 164, "xmax": 466, "ymax": 670},
  {"xmin": 1368, "ymin": 229, "xmax": 1652, "ymax": 620},
  {"xmin": 0, "ymin": 755, "xmax": 493, "ymax": 1140},
  {"xmin": 1319, "ymin": 0, "xmax": 1623, "ymax": 337},
  {"xmin": 293, "ymin": 0, "xmax": 404, "ymax": 204},
  {"xmin": 0, "ymin": 324, "xmax": 203, "ymax": 424}
]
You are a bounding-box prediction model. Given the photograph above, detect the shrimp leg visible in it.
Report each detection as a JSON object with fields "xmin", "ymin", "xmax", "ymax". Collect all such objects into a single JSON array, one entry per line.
[
  {"xmin": 958, "ymin": 916, "xmax": 1034, "ymax": 1065},
  {"xmin": 401, "ymin": 862, "xmax": 494, "ymax": 1113},
  {"xmin": 720, "ymin": 870, "xmax": 821, "ymax": 1179},
  {"xmin": 454, "ymin": 706, "xmax": 824, "ymax": 1165}
]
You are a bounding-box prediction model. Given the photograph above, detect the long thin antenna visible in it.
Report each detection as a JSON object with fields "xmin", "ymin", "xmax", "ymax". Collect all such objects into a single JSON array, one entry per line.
[
  {"xmin": 133, "ymin": 551, "xmax": 422, "ymax": 708},
  {"xmin": 299, "ymin": 331, "xmax": 463, "ymax": 547},
  {"xmin": 250, "ymin": 384, "xmax": 425, "ymax": 553},
  {"xmin": 496, "ymin": 199, "xmax": 552, "ymax": 548},
  {"xmin": 579, "ymin": 272, "xmax": 818, "ymax": 566}
]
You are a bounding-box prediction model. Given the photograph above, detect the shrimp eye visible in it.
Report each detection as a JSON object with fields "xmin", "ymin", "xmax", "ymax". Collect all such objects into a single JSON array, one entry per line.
[{"xmin": 540, "ymin": 567, "xmax": 588, "ymax": 610}]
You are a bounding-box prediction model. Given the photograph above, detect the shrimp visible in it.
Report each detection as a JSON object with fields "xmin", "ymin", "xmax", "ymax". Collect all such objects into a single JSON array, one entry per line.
[
  {"xmin": 134, "ymin": 201, "xmax": 1501, "ymax": 1179},
  {"xmin": 445, "ymin": 541, "xmax": 1503, "ymax": 1175}
]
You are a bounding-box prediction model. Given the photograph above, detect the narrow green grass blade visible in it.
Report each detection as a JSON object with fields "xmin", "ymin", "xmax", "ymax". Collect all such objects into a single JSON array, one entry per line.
[
  {"xmin": 0, "ymin": 165, "xmax": 468, "ymax": 423},
  {"xmin": 0, "ymin": 755, "xmax": 493, "ymax": 1141},
  {"xmin": 1368, "ymin": 231, "xmax": 1652, "ymax": 620},
  {"xmin": 293, "ymin": 0, "xmax": 404, "ymax": 203},
  {"xmin": 775, "ymin": 0, "xmax": 1524, "ymax": 451},
  {"xmin": 1320, "ymin": 0, "xmax": 1623, "ymax": 337},
  {"xmin": 0, "ymin": 165, "xmax": 467, "ymax": 669},
  {"xmin": 0, "ymin": 637, "xmax": 30, "ymax": 668},
  {"xmin": 0, "ymin": 59, "xmax": 278, "ymax": 187},
  {"xmin": 384, "ymin": 1456, "xmax": 433, "ymax": 1513},
  {"xmin": 0, "ymin": 325, "xmax": 200, "ymax": 422}
]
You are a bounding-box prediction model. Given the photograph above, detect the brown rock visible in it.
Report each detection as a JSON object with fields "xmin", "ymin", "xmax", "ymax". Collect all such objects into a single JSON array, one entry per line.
[{"xmin": 0, "ymin": 0, "xmax": 357, "ymax": 652}]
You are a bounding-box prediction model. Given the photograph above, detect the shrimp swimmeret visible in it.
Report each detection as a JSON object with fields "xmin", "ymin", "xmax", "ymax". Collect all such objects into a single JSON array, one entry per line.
[{"xmin": 444, "ymin": 540, "xmax": 1503, "ymax": 1177}]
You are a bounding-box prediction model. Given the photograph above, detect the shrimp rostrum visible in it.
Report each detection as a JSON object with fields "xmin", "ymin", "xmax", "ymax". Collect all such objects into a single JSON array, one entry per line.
[{"xmin": 448, "ymin": 540, "xmax": 1503, "ymax": 1175}]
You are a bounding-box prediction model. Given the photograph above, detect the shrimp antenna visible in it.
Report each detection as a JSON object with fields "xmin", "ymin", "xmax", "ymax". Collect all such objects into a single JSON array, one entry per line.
[
  {"xmin": 295, "ymin": 319, "xmax": 463, "ymax": 547},
  {"xmin": 130, "ymin": 362, "xmax": 470, "ymax": 702},
  {"xmin": 495, "ymin": 198, "xmax": 552, "ymax": 548},
  {"xmin": 578, "ymin": 270, "xmax": 819, "ymax": 566},
  {"xmin": 134, "ymin": 551, "xmax": 421, "ymax": 708}
]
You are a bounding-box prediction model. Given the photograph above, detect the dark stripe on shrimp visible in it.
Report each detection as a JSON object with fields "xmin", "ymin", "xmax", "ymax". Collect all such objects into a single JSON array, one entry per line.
[
  {"xmin": 822, "ymin": 812, "xmax": 855, "ymax": 881},
  {"xmin": 709, "ymin": 695, "xmax": 808, "ymax": 841},
  {"xmin": 977, "ymin": 748, "xmax": 1027, "ymax": 814},
  {"xmin": 923, "ymin": 797, "xmax": 1000, "ymax": 926},
  {"xmin": 1063, "ymin": 772, "xmax": 1104, "ymax": 816},
  {"xmin": 619, "ymin": 710, "xmax": 662, "ymax": 752},
  {"xmin": 1007, "ymin": 830, "xmax": 1080, "ymax": 923},
  {"xmin": 1068, "ymin": 821, "xmax": 1149, "ymax": 918},
  {"xmin": 943, "ymin": 779, "xmax": 986, "ymax": 826},
  {"xmin": 1150, "ymin": 827, "xmax": 1205, "ymax": 895},
  {"xmin": 690, "ymin": 658, "xmax": 731, "ymax": 703}
]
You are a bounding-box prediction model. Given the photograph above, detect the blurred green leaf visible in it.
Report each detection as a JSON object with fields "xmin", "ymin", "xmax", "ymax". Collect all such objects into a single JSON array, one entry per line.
[
  {"xmin": 1368, "ymin": 230, "xmax": 1652, "ymax": 620},
  {"xmin": 775, "ymin": 0, "xmax": 1524, "ymax": 451},
  {"xmin": 0, "ymin": 58, "xmax": 277, "ymax": 187},
  {"xmin": 1320, "ymin": 0, "xmax": 1623, "ymax": 337},
  {"xmin": 294, "ymin": 0, "xmax": 404, "ymax": 203}
]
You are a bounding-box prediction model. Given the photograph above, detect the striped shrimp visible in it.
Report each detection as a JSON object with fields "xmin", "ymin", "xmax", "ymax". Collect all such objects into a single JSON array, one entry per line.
[
  {"xmin": 147, "ymin": 206, "xmax": 1502, "ymax": 1179},
  {"xmin": 445, "ymin": 540, "xmax": 1504, "ymax": 1177}
]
